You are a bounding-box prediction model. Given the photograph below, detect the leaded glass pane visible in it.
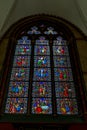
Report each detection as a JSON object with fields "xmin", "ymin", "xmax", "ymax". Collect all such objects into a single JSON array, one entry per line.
[
  {"xmin": 53, "ymin": 56, "xmax": 71, "ymax": 67},
  {"xmin": 17, "ymin": 36, "xmax": 31, "ymax": 44},
  {"xmin": 53, "ymin": 46, "xmax": 69, "ymax": 55},
  {"xmin": 56, "ymin": 98, "xmax": 78, "ymax": 115},
  {"xmin": 34, "ymin": 56, "xmax": 50, "ymax": 67},
  {"xmin": 32, "ymin": 82, "xmax": 51, "ymax": 97},
  {"xmin": 53, "ymin": 37, "xmax": 67, "ymax": 45},
  {"xmin": 54, "ymin": 68, "xmax": 73, "ymax": 81},
  {"xmin": 27, "ymin": 26, "xmax": 41, "ymax": 34},
  {"xmin": 55, "ymin": 82, "xmax": 76, "ymax": 98},
  {"xmin": 8, "ymin": 82, "xmax": 29, "ymax": 97},
  {"xmin": 13, "ymin": 56, "xmax": 30, "ymax": 67},
  {"xmin": 33, "ymin": 68, "xmax": 51, "ymax": 81},
  {"xmin": 44, "ymin": 27, "xmax": 57, "ymax": 35},
  {"xmin": 10, "ymin": 68, "xmax": 29, "ymax": 81},
  {"xmin": 35, "ymin": 45, "xmax": 50, "ymax": 55},
  {"xmin": 36, "ymin": 37, "xmax": 48, "ymax": 45},
  {"xmin": 32, "ymin": 98, "xmax": 52, "ymax": 114},
  {"xmin": 5, "ymin": 98, "xmax": 28, "ymax": 114},
  {"xmin": 15, "ymin": 45, "xmax": 31, "ymax": 55}
]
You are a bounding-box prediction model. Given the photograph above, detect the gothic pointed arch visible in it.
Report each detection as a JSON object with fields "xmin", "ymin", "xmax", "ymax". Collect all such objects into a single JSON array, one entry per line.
[{"xmin": 0, "ymin": 14, "xmax": 87, "ymax": 124}]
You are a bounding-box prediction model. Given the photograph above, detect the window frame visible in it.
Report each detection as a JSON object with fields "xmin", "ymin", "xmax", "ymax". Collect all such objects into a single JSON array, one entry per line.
[{"xmin": 0, "ymin": 15, "xmax": 86, "ymax": 123}]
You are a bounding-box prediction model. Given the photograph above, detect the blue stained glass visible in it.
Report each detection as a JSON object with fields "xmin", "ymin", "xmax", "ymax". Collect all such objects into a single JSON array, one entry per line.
[
  {"xmin": 32, "ymin": 98, "xmax": 52, "ymax": 114},
  {"xmin": 36, "ymin": 37, "xmax": 48, "ymax": 45},
  {"xmin": 27, "ymin": 26, "xmax": 41, "ymax": 34},
  {"xmin": 53, "ymin": 56, "xmax": 71, "ymax": 67},
  {"xmin": 56, "ymin": 98, "xmax": 78, "ymax": 115},
  {"xmin": 44, "ymin": 27, "xmax": 57, "ymax": 35},
  {"xmin": 13, "ymin": 56, "xmax": 30, "ymax": 67},
  {"xmin": 15, "ymin": 45, "xmax": 31, "ymax": 55},
  {"xmin": 11, "ymin": 68, "xmax": 29, "ymax": 81},
  {"xmin": 53, "ymin": 46, "xmax": 69, "ymax": 55},
  {"xmin": 8, "ymin": 82, "xmax": 29, "ymax": 97},
  {"xmin": 32, "ymin": 82, "xmax": 51, "ymax": 97},
  {"xmin": 34, "ymin": 56, "xmax": 50, "ymax": 67},
  {"xmin": 55, "ymin": 82, "xmax": 76, "ymax": 98},
  {"xmin": 33, "ymin": 68, "xmax": 51, "ymax": 81},
  {"xmin": 35, "ymin": 45, "xmax": 50, "ymax": 55},
  {"xmin": 5, "ymin": 98, "xmax": 28, "ymax": 114},
  {"xmin": 17, "ymin": 36, "xmax": 31, "ymax": 44},
  {"xmin": 54, "ymin": 68, "xmax": 73, "ymax": 81}
]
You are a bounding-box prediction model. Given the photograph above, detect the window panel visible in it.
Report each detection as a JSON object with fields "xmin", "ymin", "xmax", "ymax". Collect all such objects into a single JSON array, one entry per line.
[
  {"xmin": 17, "ymin": 36, "xmax": 31, "ymax": 44},
  {"xmin": 5, "ymin": 98, "xmax": 28, "ymax": 114},
  {"xmin": 27, "ymin": 26, "xmax": 41, "ymax": 34},
  {"xmin": 15, "ymin": 45, "xmax": 31, "ymax": 55},
  {"xmin": 56, "ymin": 98, "xmax": 78, "ymax": 115},
  {"xmin": 53, "ymin": 56, "xmax": 71, "ymax": 67},
  {"xmin": 34, "ymin": 56, "xmax": 50, "ymax": 67},
  {"xmin": 53, "ymin": 37, "xmax": 67, "ymax": 45},
  {"xmin": 32, "ymin": 82, "xmax": 52, "ymax": 97},
  {"xmin": 10, "ymin": 68, "xmax": 29, "ymax": 81},
  {"xmin": 32, "ymin": 98, "xmax": 52, "ymax": 114},
  {"xmin": 8, "ymin": 82, "xmax": 29, "ymax": 97},
  {"xmin": 55, "ymin": 82, "xmax": 76, "ymax": 98},
  {"xmin": 53, "ymin": 46, "xmax": 69, "ymax": 55},
  {"xmin": 13, "ymin": 56, "xmax": 30, "ymax": 67},
  {"xmin": 35, "ymin": 45, "xmax": 50, "ymax": 55},
  {"xmin": 44, "ymin": 27, "xmax": 57, "ymax": 35},
  {"xmin": 36, "ymin": 36, "xmax": 49, "ymax": 45},
  {"xmin": 33, "ymin": 68, "xmax": 51, "ymax": 81},
  {"xmin": 54, "ymin": 68, "xmax": 73, "ymax": 81}
]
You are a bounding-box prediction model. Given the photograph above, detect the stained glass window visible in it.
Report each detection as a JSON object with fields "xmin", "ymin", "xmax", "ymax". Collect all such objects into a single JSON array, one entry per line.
[{"xmin": 3, "ymin": 24, "xmax": 81, "ymax": 117}]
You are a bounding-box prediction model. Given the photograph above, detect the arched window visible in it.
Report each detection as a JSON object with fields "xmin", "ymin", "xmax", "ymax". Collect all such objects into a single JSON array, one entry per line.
[{"xmin": 0, "ymin": 15, "xmax": 86, "ymax": 123}]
